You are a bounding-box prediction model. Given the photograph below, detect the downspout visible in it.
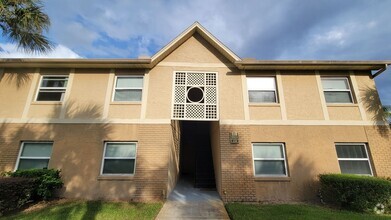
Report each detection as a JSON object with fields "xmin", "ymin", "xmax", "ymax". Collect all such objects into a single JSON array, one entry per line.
[{"xmin": 372, "ymin": 64, "xmax": 388, "ymax": 78}]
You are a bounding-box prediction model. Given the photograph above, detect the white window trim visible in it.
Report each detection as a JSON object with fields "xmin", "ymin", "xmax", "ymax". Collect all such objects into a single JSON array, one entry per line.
[
  {"xmin": 321, "ymin": 77, "xmax": 354, "ymax": 104},
  {"xmin": 247, "ymin": 76, "xmax": 279, "ymax": 103},
  {"xmin": 100, "ymin": 142, "xmax": 137, "ymax": 176},
  {"xmin": 336, "ymin": 143, "xmax": 373, "ymax": 176},
  {"xmin": 252, "ymin": 143, "xmax": 288, "ymax": 177},
  {"xmin": 35, "ymin": 75, "xmax": 69, "ymax": 102},
  {"xmin": 14, "ymin": 141, "xmax": 53, "ymax": 171},
  {"xmin": 111, "ymin": 75, "xmax": 144, "ymax": 102}
]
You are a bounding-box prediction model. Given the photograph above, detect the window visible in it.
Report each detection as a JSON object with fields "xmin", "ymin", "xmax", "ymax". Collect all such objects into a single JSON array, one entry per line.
[
  {"xmin": 247, "ymin": 77, "xmax": 278, "ymax": 103},
  {"xmin": 16, "ymin": 142, "xmax": 53, "ymax": 170},
  {"xmin": 252, "ymin": 143, "xmax": 288, "ymax": 176},
  {"xmin": 36, "ymin": 76, "xmax": 68, "ymax": 101},
  {"xmin": 113, "ymin": 76, "xmax": 143, "ymax": 101},
  {"xmin": 101, "ymin": 142, "xmax": 137, "ymax": 175},
  {"xmin": 336, "ymin": 143, "xmax": 373, "ymax": 175},
  {"xmin": 321, "ymin": 77, "xmax": 353, "ymax": 103}
]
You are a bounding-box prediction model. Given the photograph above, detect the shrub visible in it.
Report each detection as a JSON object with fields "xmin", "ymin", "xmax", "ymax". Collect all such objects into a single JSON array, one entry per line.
[
  {"xmin": 319, "ymin": 174, "xmax": 391, "ymax": 213},
  {"xmin": 0, "ymin": 177, "xmax": 37, "ymax": 216},
  {"xmin": 10, "ymin": 169, "xmax": 63, "ymax": 200}
]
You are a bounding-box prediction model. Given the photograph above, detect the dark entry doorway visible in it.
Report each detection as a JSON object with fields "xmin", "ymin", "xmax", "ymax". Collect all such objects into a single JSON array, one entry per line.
[{"xmin": 180, "ymin": 121, "xmax": 216, "ymax": 188}]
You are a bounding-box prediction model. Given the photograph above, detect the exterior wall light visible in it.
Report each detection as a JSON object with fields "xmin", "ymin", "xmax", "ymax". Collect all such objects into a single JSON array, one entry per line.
[{"xmin": 229, "ymin": 132, "xmax": 239, "ymax": 144}]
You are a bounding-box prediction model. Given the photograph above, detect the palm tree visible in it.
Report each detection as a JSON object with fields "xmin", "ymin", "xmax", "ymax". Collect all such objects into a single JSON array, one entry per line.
[
  {"xmin": 0, "ymin": 0, "xmax": 52, "ymax": 53},
  {"xmin": 384, "ymin": 105, "xmax": 391, "ymax": 124}
]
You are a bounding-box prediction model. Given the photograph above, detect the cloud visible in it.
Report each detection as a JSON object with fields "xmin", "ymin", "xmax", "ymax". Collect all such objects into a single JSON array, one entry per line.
[{"xmin": 0, "ymin": 43, "xmax": 82, "ymax": 58}]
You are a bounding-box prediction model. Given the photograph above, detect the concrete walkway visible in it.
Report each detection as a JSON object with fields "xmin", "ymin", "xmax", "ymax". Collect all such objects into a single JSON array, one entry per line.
[{"xmin": 156, "ymin": 178, "xmax": 230, "ymax": 219}]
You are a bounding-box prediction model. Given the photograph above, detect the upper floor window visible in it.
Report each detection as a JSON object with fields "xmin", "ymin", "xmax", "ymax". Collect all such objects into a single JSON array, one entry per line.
[
  {"xmin": 247, "ymin": 77, "xmax": 278, "ymax": 103},
  {"xmin": 101, "ymin": 142, "xmax": 137, "ymax": 175},
  {"xmin": 321, "ymin": 77, "xmax": 353, "ymax": 103},
  {"xmin": 16, "ymin": 142, "xmax": 53, "ymax": 170},
  {"xmin": 113, "ymin": 76, "xmax": 143, "ymax": 102},
  {"xmin": 252, "ymin": 143, "xmax": 288, "ymax": 176},
  {"xmin": 36, "ymin": 76, "xmax": 68, "ymax": 101},
  {"xmin": 336, "ymin": 143, "xmax": 373, "ymax": 175}
]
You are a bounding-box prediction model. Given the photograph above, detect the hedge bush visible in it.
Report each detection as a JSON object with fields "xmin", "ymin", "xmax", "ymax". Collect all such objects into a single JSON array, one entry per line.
[
  {"xmin": 319, "ymin": 174, "xmax": 391, "ymax": 213},
  {"xmin": 10, "ymin": 169, "xmax": 63, "ymax": 200},
  {"xmin": 0, "ymin": 177, "xmax": 37, "ymax": 216}
]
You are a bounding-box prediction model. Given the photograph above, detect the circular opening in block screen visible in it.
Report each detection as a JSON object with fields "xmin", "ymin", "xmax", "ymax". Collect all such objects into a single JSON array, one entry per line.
[{"xmin": 187, "ymin": 86, "xmax": 204, "ymax": 103}]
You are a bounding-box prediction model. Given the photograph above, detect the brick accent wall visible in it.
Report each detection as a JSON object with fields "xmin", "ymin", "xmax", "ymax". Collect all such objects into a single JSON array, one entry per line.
[
  {"xmin": 220, "ymin": 125, "xmax": 257, "ymax": 202},
  {"xmin": 218, "ymin": 124, "xmax": 391, "ymax": 203},
  {"xmin": 0, "ymin": 123, "xmax": 172, "ymax": 201},
  {"xmin": 365, "ymin": 125, "xmax": 391, "ymax": 177}
]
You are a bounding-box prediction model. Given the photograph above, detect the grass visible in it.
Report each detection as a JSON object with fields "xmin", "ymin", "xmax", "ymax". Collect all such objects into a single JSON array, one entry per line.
[
  {"xmin": 225, "ymin": 203, "xmax": 391, "ymax": 220},
  {"xmin": 1, "ymin": 200, "xmax": 163, "ymax": 220}
]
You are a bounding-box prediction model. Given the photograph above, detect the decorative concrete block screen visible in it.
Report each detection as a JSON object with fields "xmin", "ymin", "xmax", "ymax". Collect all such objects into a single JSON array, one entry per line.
[{"xmin": 172, "ymin": 72, "xmax": 218, "ymax": 120}]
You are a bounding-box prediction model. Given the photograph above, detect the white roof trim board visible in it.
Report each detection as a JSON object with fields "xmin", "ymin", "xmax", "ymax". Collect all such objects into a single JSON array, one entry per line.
[{"xmin": 151, "ymin": 22, "xmax": 241, "ymax": 66}]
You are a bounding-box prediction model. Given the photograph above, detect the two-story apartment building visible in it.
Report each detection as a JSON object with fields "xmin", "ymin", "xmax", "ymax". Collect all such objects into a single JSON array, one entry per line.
[{"xmin": 0, "ymin": 22, "xmax": 390, "ymax": 202}]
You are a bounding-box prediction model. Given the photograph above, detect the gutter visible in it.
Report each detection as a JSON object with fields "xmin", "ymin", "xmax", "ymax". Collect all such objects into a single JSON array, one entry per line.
[{"xmin": 372, "ymin": 64, "xmax": 388, "ymax": 78}]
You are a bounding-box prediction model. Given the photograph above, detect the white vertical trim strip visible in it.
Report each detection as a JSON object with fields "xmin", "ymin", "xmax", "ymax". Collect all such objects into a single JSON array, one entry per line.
[
  {"xmin": 59, "ymin": 69, "xmax": 75, "ymax": 119},
  {"xmin": 140, "ymin": 70, "xmax": 149, "ymax": 119},
  {"xmin": 315, "ymin": 71, "xmax": 329, "ymax": 120},
  {"xmin": 22, "ymin": 68, "xmax": 40, "ymax": 119},
  {"xmin": 102, "ymin": 69, "xmax": 115, "ymax": 119},
  {"xmin": 350, "ymin": 71, "xmax": 367, "ymax": 121},
  {"xmin": 276, "ymin": 71, "xmax": 287, "ymax": 120},
  {"xmin": 241, "ymin": 71, "xmax": 250, "ymax": 120}
]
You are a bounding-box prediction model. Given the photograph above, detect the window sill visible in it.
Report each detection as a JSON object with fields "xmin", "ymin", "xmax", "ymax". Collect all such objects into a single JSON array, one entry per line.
[
  {"xmin": 326, "ymin": 103, "xmax": 358, "ymax": 107},
  {"xmin": 110, "ymin": 102, "xmax": 142, "ymax": 105},
  {"xmin": 254, "ymin": 177, "xmax": 291, "ymax": 182},
  {"xmin": 31, "ymin": 101, "xmax": 63, "ymax": 105},
  {"xmin": 249, "ymin": 103, "xmax": 280, "ymax": 107},
  {"xmin": 97, "ymin": 175, "xmax": 134, "ymax": 181}
]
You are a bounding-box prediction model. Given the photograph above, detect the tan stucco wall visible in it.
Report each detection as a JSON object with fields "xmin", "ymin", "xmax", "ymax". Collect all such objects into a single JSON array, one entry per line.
[
  {"xmin": 327, "ymin": 106, "xmax": 362, "ymax": 120},
  {"xmin": 108, "ymin": 104, "xmax": 141, "ymax": 119},
  {"xmin": 281, "ymin": 71, "xmax": 325, "ymax": 120},
  {"xmin": 65, "ymin": 69, "xmax": 109, "ymax": 119},
  {"xmin": 0, "ymin": 123, "xmax": 171, "ymax": 201},
  {"xmin": 219, "ymin": 124, "xmax": 391, "ymax": 202},
  {"xmin": 0, "ymin": 69, "xmax": 35, "ymax": 118},
  {"xmin": 162, "ymin": 33, "xmax": 231, "ymax": 64},
  {"xmin": 0, "ymin": 38, "xmax": 384, "ymax": 123},
  {"xmin": 249, "ymin": 106, "xmax": 282, "ymax": 120},
  {"xmin": 146, "ymin": 33, "xmax": 244, "ymax": 120}
]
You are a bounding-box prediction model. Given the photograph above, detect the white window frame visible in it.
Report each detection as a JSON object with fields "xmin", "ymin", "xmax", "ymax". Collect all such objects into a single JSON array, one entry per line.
[
  {"xmin": 336, "ymin": 143, "xmax": 373, "ymax": 176},
  {"xmin": 252, "ymin": 143, "xmax": 288, "ymax": 177},
  {"xmin": 321, "ymin": 77, "xmax": 354, "ymax": 104},
  {"xmin": 15, "ymin": 141, "xmax": 53, "ymax": 171},
  {"xmin": 112, "ymin": 75, "xmax": 144, "ymax": 102},
  {"xmin": 247, "ymin": 76, "xmax": 279, "ymax": 103},
  {"xmin": 100, "ymin": 142, "xmax": 137, "ymax": 176},
  {"xmin": 35, "ymin": 75, "xmax": 69, "ymax": 102}
]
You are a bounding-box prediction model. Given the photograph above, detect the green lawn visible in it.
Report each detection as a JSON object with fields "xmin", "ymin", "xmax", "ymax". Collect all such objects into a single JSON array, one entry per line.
[
  {"xmin": 225, "ymin": 203, "xmax": 391, "ymax": 220},
  {"xmin": 1, "ymin": 201, "xmax": 162, "ymax": 220}
]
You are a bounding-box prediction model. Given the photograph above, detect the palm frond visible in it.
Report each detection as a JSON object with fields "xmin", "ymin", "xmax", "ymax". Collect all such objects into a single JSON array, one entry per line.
[{"xmin": 0, "ymin": 0, "xmax": 53, "ymax": 53}]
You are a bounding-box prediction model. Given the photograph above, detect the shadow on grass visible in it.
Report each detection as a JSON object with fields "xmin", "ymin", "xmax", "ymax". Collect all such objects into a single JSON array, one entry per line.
[{"xmin": 81, "ymin": 201, "xmax": 102, "ymax": 220}]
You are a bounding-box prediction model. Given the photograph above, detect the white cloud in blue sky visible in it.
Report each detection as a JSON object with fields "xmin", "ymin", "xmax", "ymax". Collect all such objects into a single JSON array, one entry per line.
[{"xmin": 0, "ymin": 0, "xmax": 390, "ymax": 105}]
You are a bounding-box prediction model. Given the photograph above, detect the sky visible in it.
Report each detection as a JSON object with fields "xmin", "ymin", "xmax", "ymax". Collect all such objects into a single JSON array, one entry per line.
[{"xmin": 0, "ymin": 0, "xmax": 390, "ymax": 105}]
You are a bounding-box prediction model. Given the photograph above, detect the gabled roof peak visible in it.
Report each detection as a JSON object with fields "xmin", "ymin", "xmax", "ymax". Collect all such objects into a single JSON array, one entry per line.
[{"xmin": 150, "ymin": 22, "xmax": 242, "ymax": 66}]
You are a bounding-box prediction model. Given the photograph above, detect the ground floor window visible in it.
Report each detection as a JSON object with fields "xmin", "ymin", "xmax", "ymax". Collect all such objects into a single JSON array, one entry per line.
[
  {"xmin": 101, "ymin": 142, "xmax": 137, "ymax": 175},
  {"xmin": 252, "ymin": 143, "xmax": 288, "ymax": 177},
  {"xmin": 336, "ymin": 143, "xmax": 373, "ymax": 175},
  {"xmin": 16, "ymin": 142, "xmax": 53, "ymax": 170}
]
